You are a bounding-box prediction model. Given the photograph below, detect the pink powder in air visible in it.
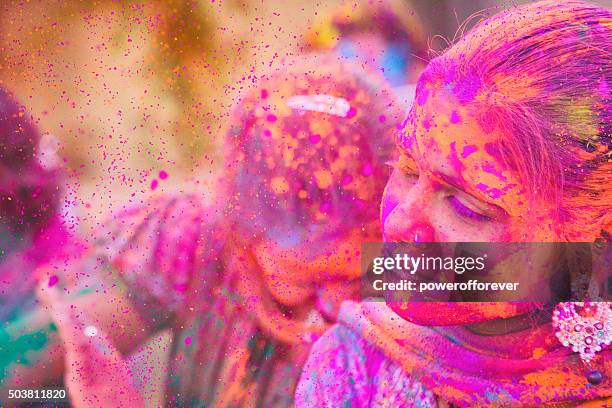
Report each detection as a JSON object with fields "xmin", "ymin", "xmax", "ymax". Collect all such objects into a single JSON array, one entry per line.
[
  {"xmin": 48, "ymin": 275, "xmax": 59, "ymax": 287},
  {"xmin": 346, "ymin": 107, "xmax": 357, "ymax": 119},
  {"xmin": 159, "ymin": 170, "xmax": 168, "ymax": 180},
  {"xmin": 184, "ymin": 336, "xmax": 192, "ymax": 345},
  {"xmin": 151, "ymin": 179, "xmax": 159, "ymax": 190}
]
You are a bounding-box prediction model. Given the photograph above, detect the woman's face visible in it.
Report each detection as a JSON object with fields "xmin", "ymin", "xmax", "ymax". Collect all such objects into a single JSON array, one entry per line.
[
  {"xmin": 251, "ymin": 226, "xmax": 368, "ymax": 319},
  {"xmin": 382, "ymin": 87, "xmax": 559, "ymax": 243},
  {"xmin": 381, "ymin": 86, "xmax": 567, "ymax": 319}
]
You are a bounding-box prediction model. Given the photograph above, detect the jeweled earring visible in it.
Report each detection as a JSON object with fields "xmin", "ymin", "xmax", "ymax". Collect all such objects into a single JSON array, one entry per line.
[{"xmin": 553, "ymin": 301, "xmax": 611, "ymax": 385}]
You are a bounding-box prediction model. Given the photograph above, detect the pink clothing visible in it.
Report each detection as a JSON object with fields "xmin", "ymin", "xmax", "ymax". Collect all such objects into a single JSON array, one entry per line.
[
  {"xmin": 297, "ymin": 301, "xmax": 612, "ymax": 407},
  {"xmin": 0, "ymin": 216, "xmax": 83, "ymax": 321},
  {"xmin": 296, "ymin": 302, "xmax": 437, "ymax": 408},
  {"xmin": 95, "ymin": 193, "xmax": 225, "ymax": 318},
  {"xmin": 94, "ymin": 193, "xmax": 313, "ymax": 407}
]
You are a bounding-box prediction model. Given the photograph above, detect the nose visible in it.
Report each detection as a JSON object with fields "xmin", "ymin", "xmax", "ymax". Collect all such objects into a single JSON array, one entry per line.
[{"xmin": 382, "ymin": 183, "xmax": 436, "ymax": 243}]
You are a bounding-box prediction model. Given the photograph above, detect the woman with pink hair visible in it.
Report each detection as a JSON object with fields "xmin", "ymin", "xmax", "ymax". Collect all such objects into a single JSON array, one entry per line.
[{"xmin": 297, "ymin": 1, "xmax": 611, "ymax": 406}]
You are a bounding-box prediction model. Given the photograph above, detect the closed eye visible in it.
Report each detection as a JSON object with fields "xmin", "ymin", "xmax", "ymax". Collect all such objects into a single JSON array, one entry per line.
[{"xmin": 447, "ymin": 196, "xmax": 491, "ymax": 222}]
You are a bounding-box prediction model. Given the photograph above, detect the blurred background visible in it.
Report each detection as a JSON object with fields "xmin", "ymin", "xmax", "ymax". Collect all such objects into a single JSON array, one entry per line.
[{"xmin": 8, "ymin": 0, "xmax": 612, "ymax": 231}]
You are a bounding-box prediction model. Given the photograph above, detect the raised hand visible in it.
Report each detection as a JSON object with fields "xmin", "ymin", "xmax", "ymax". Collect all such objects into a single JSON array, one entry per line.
[{"xmin": 37, "ymin": 283, "xmax": 146, "ymax": 408}]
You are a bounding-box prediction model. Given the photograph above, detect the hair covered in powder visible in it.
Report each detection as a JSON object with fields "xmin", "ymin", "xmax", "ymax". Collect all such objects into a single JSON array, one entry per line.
[
  {"xmin": 408, "ymin": 0, "xmax": 611, "ymax": 241},
  {"xmin": 225, "ymin": 56, "xmax": 402, "ymax": 243}
]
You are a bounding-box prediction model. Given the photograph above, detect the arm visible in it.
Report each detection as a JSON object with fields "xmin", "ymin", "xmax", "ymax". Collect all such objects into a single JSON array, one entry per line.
[
  {"xmin": 2, "ymin": 193, "xmax": 224, "ymax": 401},
  {"xmin": 0, "ymin": 277, "xmax": 153, "ymax": 394}
]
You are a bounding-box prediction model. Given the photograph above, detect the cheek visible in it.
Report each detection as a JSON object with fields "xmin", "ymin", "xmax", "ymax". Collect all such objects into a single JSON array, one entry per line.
[
  {"xmin": 260, "ymin": 256, "xmax": 315, "ymax": 303},
  {"xmin": 380, "ymin": 170, "xmax": 415, "ymax": 226},
  {"xmin": 380, "ymin": 181, "xmax": 400, "ymax": 228}
]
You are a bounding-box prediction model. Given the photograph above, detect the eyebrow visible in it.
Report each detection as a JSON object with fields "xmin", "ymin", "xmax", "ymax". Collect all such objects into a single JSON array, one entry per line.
[{"xmin": 434, "ymin": 171, "xmax": 464, "ymax": 192}]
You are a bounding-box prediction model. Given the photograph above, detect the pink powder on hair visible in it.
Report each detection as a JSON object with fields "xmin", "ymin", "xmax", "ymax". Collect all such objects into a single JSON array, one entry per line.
[
  {"xmin": 482, "ymin": 162, "xmax": 508, "ymax": 182},
  {"xmin": 309, "ymin": 134, "xmax": 321, "ymax": 144},
  {"xmin": 476, "ymin": 183, "xmax": 489, "ymax": 192},
  {"xmin": 398, "ymin": 115, "xmax": 410, "ymax": 131}
]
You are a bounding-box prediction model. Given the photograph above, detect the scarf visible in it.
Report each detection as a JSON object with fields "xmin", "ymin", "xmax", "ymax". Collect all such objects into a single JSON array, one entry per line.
[{"xmin": 337, "ymin": 300, "xmax": 611, "ymax": 407}]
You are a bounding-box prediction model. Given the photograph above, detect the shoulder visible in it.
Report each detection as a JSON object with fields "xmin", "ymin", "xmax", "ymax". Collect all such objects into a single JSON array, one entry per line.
[
  {"xmin": 296, "ymin": 324, "xmax": 378, "ymax": 407},
  {"xmin": 94, "ymin": 193, "xmax": 227, "ymax": 312},
  {"xmin": 96, "ymin": 193, "xmax": 225, "ymax": 263},
  {"xmin": 297, "ymin": 307, "xmax": 437, "ymax": 408}
]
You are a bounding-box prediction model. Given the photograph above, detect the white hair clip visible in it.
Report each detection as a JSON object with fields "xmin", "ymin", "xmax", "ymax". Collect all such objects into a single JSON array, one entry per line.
[{"xmin": 286, "ymin": 94, "xmax": 351, "ymax": 118}]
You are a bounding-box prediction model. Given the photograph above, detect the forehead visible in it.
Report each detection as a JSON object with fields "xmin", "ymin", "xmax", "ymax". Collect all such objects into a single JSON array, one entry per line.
[{"xmin": 403, "ymin": 87, "xmax": 528, "ymax": 215}]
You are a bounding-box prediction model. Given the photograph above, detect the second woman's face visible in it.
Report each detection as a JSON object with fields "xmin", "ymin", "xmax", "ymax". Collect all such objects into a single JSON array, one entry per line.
[
  {"xmin": 252, "ymin": 228, "xmax": 365, "ymax": 319},
  {"xmin": 381, "ymin": 86, "xmax": 559, "ymax": 244}
]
